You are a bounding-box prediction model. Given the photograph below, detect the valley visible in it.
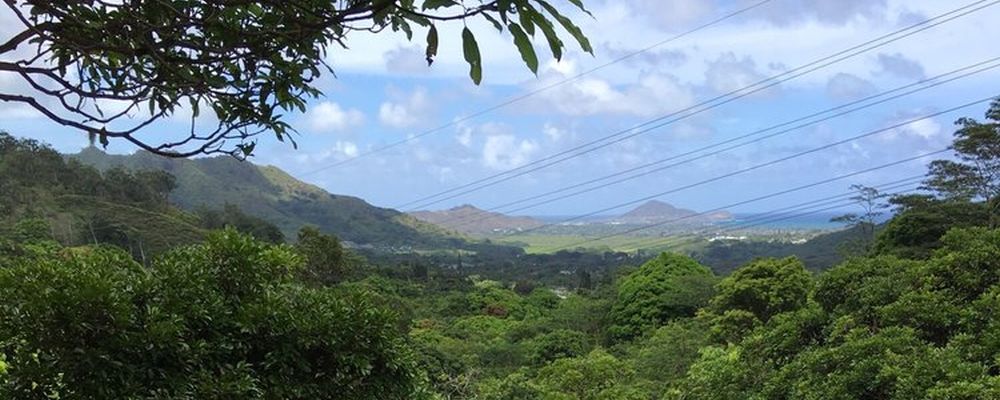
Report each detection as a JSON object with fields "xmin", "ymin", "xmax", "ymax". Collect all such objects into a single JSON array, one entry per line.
[{"xmin": 3, "ymin": 2, "xmax": 998, "ymax": 397}]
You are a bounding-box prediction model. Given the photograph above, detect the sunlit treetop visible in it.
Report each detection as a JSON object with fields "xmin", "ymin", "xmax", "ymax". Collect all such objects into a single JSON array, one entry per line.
[{"xmin": 0, "ymin": 0, "xmax": 592, "ymax": 158}]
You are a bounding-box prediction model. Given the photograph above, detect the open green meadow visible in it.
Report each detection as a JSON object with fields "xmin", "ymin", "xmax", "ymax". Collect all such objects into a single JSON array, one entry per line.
[{"xmin": 497, "ymin": 234, "xmax": 708, "ymax": 254}]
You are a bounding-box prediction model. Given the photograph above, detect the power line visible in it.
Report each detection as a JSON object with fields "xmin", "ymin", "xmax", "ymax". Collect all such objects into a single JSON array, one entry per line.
[
  {"xmin": 622, "ymin": 185, "xmax": 922, "ymax": 254},
  {"xmin": 545, "ymin": 148, "xmax": 951, "ymax": 252},
  {"xmin": 617, "ymin": 193, "xmax": 911, "ymax": 254},
  {"xmin": 436, "ymin": 58, "xmax": 1000, "ymax": 230},
  {"xmin": 297, "ymin": 0, "xmax": 776, "ymax": 176},
  {"xmin": 608, "ymin": 177, "xmax": 924, "ymax": 252},
  {"xmin": 564, "ymin": 179, "xmax": 917, "ymax": 251},
  {"xmin": 396, "ymin": 0, "xmax": 998, "ymax": 211},
  {"xmin": 485, "ymin": 95, "xmax": 991, "ymax": 243}
]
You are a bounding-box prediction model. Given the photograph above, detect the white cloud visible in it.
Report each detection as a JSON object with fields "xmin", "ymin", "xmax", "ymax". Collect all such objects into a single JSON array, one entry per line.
[
  {"xmin": 456, "ymin": 124, "xmax": 473, "ymax": 147},
  {"xmin": 379, "ymin": 87, "xmax": 431, "ymax": 128},
  {"xmin": 605, "ymin": 136, "xmax": 650, "ymax": 169},
  {"xmin": 894, "ymin": 9, "xmax": 928, "ymax": 26},
  {"xmin": 602, "ymin": 44, "xmax": 688, "ymax": 70},
  {"xmin": 522, "ymin": 62, "xmax": 696, "ymax": 117},
  {"xmin": 0, "ymin": 72, "xmax": 42, "ymax": 119},
  {"xmin": 543, "ymin": 123, "xmax": 566, "ymax": 142},
  {"xmin": 378, "ymin": 103, "xmax": 414, "ymax": 128},
  {"xmin": 306, "ymin": 101, "xmax": 364, "ymax": 133},
  {"xmin": 625, "ymin": 0, "xmax": 887, "ymax": 32},
  {"xmin": 704, "ymin": 52, "xmax": 773, "ymax": 95},
  {"xmin": 742, "ymin": 0, "xmax": 887, "ymax": 27},
  {"xmin": 289, "ymin": 140, "xmax": 361, "ymax": 164},
  {"xmin": 826, "ymin": 73, "xmax": 877, "ymax": 100},
  {"xmin": 879, "ymin": 110, "xmax": 945, "ymax": 143},
  {"xmin": 547, "ymin": 59, "xmax": 577, "ymax": 76},
  {"xmin": 630, "ymin": 0, "xmax": 715, "ymax": 31},
  {"xmin": 313, "ymin": 0, "xmax": 997, "ymax": 94},
  {"xmin": 900, "ymin": 118, "xmax": 942, "ymax": 140},
  {"xmin": 327, "ymin": 15, "xmax": 536, "ymax": 84},
  {"xmin": 332, "ymin": 140, "xmax": 360, "ymax": 158},
  {"xmin": 875, "ymin": 52, "xmax": 925, "ymax": 80},
  {"xmin": 0, "ymin": 104, "xmax": 36, "ymax": 119},
  {"xmin": 482, "ymin": 134, "xmax": 540, "ymax": 170},
  {"xmin": 383, "ymin": 45, "xmax": 430, "ymax": 75}
]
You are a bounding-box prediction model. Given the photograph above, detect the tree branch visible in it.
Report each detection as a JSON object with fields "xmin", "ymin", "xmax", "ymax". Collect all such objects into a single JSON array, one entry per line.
[{"xmin": 0, "ymin": 27, "xmax": 38, "ymax": 54}]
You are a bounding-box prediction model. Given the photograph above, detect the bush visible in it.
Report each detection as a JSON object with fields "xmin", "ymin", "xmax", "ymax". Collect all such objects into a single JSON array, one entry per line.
[{"xmin": 0, "ymin": 229, "xmax": 417, "ymax": 399}]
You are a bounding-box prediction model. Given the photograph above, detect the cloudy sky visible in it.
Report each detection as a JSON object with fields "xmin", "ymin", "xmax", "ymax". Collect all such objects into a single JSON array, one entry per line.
[{"xmin": 4, "ymin": 0, "xmax": 1000, "ymax": 216}]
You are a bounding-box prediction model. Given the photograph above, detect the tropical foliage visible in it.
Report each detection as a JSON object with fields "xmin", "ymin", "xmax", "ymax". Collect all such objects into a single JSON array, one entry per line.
[
  {"xmin": 0, "ymin": 230, "xmax": 417, "ymax": 399},
  {"xmin": 0, "ymin": 0, "xmax": 591, "ymax": 157},
  {"xmin": 3, "ymin": 102, "xmax": 1000, "ymax": 398}
]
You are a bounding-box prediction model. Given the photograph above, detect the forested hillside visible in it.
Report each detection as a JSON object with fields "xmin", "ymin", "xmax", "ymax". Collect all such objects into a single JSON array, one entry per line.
[
  {"xmin": 4, "ymin": 211, "xmax": 1000, "ymax": 398},
  {"xmin": 0, "ymin": 133, "xmax": 207, "ymax": 257},
  {"xmin": 72, "ymin": 147, "xmax": 465, "ymax": 248},
  {"xmin": 410, "ymin": 204, "xmax": 545, "ymax": 236},
  {"xmin": 693, "ymin": 224, "xmax": 869, "ymax": 273},
  {"xmin": 3, "ymin": 101, "xmax": 1000, "ymax": 398}
]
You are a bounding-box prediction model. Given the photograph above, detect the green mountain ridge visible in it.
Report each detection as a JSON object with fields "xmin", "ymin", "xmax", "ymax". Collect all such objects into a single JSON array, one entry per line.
[
  {"xmin": 71, "ymin": 147, "xmax": 464, "ymax": 248},
  {"xmin": 53, "ymin": 194, "xmax": 208, "ymax": 255},
  {"xmin": 409, "ymin": 204, "xmax": 546, "ymax": 236}
]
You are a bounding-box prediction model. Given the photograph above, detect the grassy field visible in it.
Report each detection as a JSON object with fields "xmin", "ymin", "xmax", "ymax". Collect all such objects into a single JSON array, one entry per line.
[{"xmin": 497, "ymin": 234, "xmax": 708, "ymax": 254}]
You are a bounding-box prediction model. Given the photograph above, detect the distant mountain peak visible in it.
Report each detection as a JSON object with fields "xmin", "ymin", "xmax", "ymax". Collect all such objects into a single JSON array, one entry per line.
[
  {"xmin": 622, "ymin": 200, "xmax": 686, "ymax": 218},
  {"xmin": 616, "ymin": 200, "xmax": 732, "ymax": 224}
]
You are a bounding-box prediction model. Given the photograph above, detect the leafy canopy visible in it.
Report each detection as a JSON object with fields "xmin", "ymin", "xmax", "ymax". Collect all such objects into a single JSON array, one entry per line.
[
  {"xmin": 676, "ymin": 227, "xmax": 1000, "ymax": 400},
  {"xmin": 0, "ymin": 229, "xmax": 417, "ymax": 399},
  {"xmin": 608, "ymin": 252, "xmax": 716, "ymax": 342},
  {"xmin": 923, "ymin": 99, "xmax": 1000, "ymax": 223},
  {"xmin": 0, "ymin": 0, "xmax": 592, "ymax": 158}
]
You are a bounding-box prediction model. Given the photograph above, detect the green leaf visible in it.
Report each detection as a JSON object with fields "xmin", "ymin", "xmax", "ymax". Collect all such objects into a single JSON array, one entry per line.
[
  {"xmin": 98, "ymin": 129, "xmax": 109, "ymax": 148},
  {"xmin": 538, "ymin": 1, "xmax": 593, "ymax": 54},
  {"xmin": 394, "ymin": 17, "xmax": 413, "ymax": 40},
  {"xmin": 508, "ymin": 23, "xmax": 538, "ymax": 74},
  {"xmin": 462, "ymin": 27, "xmax": 482, "ymax": 84},
  {"xmin": 407, "ymin": 13, "xmax": 432, "ymax": 27},
  {"xmin": 422, "ymin": 0, "xmax": 456, "ymax": 10},
  {"xmin": 519, "ymin": 7, "xmax": 536, "ymax": 35},
  {"xmin": 425, "ymin": 25, "xmax": 438, "ymax": 66},
  {"xmin": 260, "ymin": 83, "xmax": 272, "ymax": 102},
  {"xmin": 482, "ymin": 13, "xmax": 504, "ymax": 32},
  {"xmin": 239, "ymin": 142, "xmax": 256, "ymax": 157},
  {"xmin": 566, "ymin": 0, "xmax": 594, "ymax": 17},
  {"xmin": 528, "ymin": 9, "xmax": 563, "ymax": 61},
  {"xmin": 497, "ymin": 0, "xmax": 514, "ymax": 23}
]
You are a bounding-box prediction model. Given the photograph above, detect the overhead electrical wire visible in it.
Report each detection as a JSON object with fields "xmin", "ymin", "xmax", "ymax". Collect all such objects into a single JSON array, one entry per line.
[
  {"xmin": 396, "ymin": 0, "xmax": 998, "ymax": 211},
  {"xmin": 454, "ymin": 94, "xmax": 991, "ymax": 245},
  {"xmin": 616, "ymin": 191, "xmax": 917, "ymax": 254},
  {"xmin": 582, "ymin": 186, "xmax": 917, "ymax": 252},
  {"xmin": 617, "ymin": 186, "xmax": 921, "ymax": 254},
  {"xmin": 544, "ymin": 148, "xmax": 953, "ymax": 252},
  {"xmin": 297, "ymin": 0, "xmax": 777, "ymax": 176},
  {"xmin": 604, "ymin": 177, "xmax": 925, "ymax": 252},
  {"xmin": 434, "ymin": 58, "xmax": 1000, "ymax": 230}
]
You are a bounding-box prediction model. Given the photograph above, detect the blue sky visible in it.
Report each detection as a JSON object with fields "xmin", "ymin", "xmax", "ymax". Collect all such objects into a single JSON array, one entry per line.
[{"xmin": 3, "ymin": 0, "xmax": 1000, "ymax": 216}]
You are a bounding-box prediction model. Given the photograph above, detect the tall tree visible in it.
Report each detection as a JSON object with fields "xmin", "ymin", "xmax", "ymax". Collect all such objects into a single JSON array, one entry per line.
[
  {"xmin": 923, "ymin": 99, "xmax": 1000, "ymax": 226},
  {"xmin": 296, "ymin": 225, "xmax": 354, "ymax": 285},
  {"xmin": 0, "ymin": 1, "xmax": 591, "ymax": 158},
  {"xmin": 831, "ymin": 184, "xmax": 889, "ymax": 255},
  {"xmin": 608, "ymin": 252, "xmax": 716, "ymax": 342}
]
